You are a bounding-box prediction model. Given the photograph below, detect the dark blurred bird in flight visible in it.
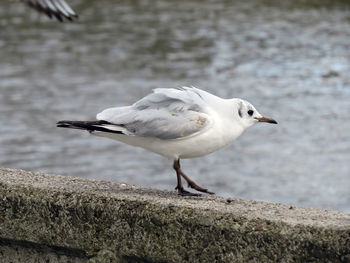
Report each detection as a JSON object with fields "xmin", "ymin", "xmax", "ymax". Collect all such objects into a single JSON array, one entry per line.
[{"xmin": 20, "ymin": 0, "xmax": 77, "ymax": 21}]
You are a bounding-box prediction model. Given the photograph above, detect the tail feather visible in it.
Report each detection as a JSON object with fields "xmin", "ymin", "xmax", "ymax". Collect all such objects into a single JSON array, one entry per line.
[{"xmin": 56, "ymin": 120, "xmax": 124, "ymax": 134}]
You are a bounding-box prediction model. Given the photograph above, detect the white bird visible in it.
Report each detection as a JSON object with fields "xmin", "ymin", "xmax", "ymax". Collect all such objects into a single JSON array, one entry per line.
[
  {"xmin": 20, "ymin": 0, "xmax": 77, "ymax": 21},
  {"xmin": 57, "ymin": 86, "xmax": 277, "ymax": 196}
]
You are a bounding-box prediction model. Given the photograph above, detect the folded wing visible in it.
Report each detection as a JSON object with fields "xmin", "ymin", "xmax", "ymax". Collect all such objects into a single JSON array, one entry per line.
[{"xmin": 96, "ymin": 87, "xmax": 212, "ymax": 140}]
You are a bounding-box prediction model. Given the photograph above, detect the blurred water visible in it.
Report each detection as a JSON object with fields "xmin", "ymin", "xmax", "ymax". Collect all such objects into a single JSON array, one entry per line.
[{"xmin": 1, "ymin": 0, "xmax": 350, "ymax": 211}]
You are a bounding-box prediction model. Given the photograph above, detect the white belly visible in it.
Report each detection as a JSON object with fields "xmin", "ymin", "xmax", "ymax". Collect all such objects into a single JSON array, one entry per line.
[{"xmin": 93, "ymin": 118, "xmax": 245, "ymax": 160}]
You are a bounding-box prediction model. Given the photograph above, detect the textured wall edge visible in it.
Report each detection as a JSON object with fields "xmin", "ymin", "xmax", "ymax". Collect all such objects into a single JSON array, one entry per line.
[{"xmin": 0, "ymin": 168, "xmax": 349, "ymax": 263}]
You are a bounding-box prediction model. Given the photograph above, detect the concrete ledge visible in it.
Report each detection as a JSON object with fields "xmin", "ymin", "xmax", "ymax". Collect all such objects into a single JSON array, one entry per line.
[{"xmin": 0, "ymin": 168, "xmax": 349, "ymax": 262}]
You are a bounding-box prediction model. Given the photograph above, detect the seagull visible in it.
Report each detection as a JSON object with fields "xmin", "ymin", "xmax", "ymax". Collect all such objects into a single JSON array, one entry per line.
[
  {"xmin": 20, "ymin": 0, "xmax": 77, "ymax": 21},
  {"xmin": 57, "ymin": 86, "xmax": 277, "ymax": 196}
]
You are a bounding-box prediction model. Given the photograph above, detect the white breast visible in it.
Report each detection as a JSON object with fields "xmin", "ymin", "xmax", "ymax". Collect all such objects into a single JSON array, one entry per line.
[{"xmin": 93, "ymin": 107, "xmax": 245, "ymax": 159}]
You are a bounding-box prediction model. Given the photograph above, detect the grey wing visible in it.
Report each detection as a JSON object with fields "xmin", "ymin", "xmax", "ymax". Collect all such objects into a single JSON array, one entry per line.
[
  {"xmin": 20, "ymin": 0, "xmax": 77, "ymax": 21},
  {"xmin": 96, "ymin": 87, "xmax": 212, "ymax": 139}
]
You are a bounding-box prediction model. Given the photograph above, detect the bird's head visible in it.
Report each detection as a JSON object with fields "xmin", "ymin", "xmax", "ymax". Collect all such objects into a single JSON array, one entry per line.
[{"xmin": 234, "ymin": 99, "xmax": 277, "ymax": 129}]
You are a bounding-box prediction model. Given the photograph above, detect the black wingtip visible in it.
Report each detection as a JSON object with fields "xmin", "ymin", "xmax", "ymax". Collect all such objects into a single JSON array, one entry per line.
[
  {"xmin": 56, "ymin": 120, "xmax": 124, "ymax": 134},
  {"xmin": 56, "ymin": 120, "xmax": 73, "ymax": 128},
  {"xmin": 22, "ymin": 0, "xmax": 78, "ymax": 22}
]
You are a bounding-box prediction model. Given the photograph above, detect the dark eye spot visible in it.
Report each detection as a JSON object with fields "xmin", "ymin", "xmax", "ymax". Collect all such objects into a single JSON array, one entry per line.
[{"xmin": 248, "ymin": 110, "xmax": 254, "ymax": 116}]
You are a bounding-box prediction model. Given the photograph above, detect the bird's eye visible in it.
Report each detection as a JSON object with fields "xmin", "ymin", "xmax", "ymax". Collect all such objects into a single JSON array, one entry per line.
[{"xmin": 247, "ymin": 110, "xmax": 254, "ymax": 116}]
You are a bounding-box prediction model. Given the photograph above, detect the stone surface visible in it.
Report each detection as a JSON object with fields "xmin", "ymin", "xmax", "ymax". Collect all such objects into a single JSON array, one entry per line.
[{"xmin": 0, "ymin": 168, "xmax": 349, "ymax": 262}]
